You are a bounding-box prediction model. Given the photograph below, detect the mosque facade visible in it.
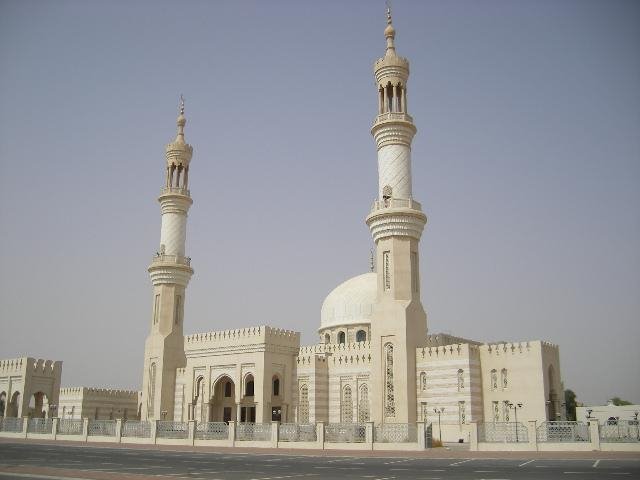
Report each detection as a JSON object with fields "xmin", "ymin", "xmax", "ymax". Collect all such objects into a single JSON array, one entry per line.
[{"xmin": 140, "ymin": 10, "xmax": 564, "ymax": 442}]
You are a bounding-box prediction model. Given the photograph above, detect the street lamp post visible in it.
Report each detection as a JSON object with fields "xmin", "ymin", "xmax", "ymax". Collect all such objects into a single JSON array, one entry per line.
[
  {"xmin": 433, "ymin": 407, "xmax": 444, "ymax": 444},
  {"xmin": 508, "ymin": 403, "xmax": 523, "ymax": 442}
]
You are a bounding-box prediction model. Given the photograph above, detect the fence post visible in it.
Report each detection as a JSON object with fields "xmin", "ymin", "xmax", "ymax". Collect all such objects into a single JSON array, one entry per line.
[
  {"xmin": 52, "ymin": 418, "xmax": 59, "ymax": 440},
  {"xmin": 151, "ymin": 420, "xmax": 158, "ymax": 445},
  {"xmin": 188, "ymin": 420, "xmax": 196, "ymax": 446},
  {"xmin": 366, "ymin": 421, "xmax": 374, "ymax": 450},
  {"xmin": 271, "ymin": 421, "xmax": 279, "ymax": 448},
  {"xmin": 589, "ymin": 420, "xmax": 600, "ymax": 451},
  {"xmin": 228, "ymin": 421, "xmax": 235, "ymax": 446},
  {"xmin": 527, "ymin": 420, "xmax": 538, "ymax": 451},
  {"xmin": 417, "ymin": 422, "xmax": 426, "ymax": 449},
  {"xmin": 82, "ymin": 418, "xmax": 89, "ymax": 442},
  {"xmin": 22, "ymin": 418, "xmax": 28, "ymax": 439},
  {"xmin": 115, "ymin": 419, "xmax": 122, "ymax": 443},
  {"xmin": 316, "ymin": 422, "xmax": 325, "ymax": 450},
  {"xmin": 469, "ymin": 422, "xmax": 478, "ymax": 451}
]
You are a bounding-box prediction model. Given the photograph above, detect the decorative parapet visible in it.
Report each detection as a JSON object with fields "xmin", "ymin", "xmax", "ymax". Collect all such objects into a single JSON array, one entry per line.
[
  {"xmin": 185, "ymin": 325, "xmax": 300, "ymax": 350},
  {"xmin": 160, "ymin": 187, "xmax": 190, "ymax": 197},
  {"xmin": 418, "ymin": 343, "xmax": 474, "ymax": 360},
  {"xmin": 366, "ymin": 200, "xmax": 427, "ymax": 242},
  {"xmin": 479, "ymin": 341, "xmax": 535, "ymax": 356},
  {"xmin": 59, "ymin": 387, "xmax": 139, "ymax": 400},
  {"xmin": 423, "ymin": 333, "xmax": 483, "ymax": 348},
  {"xmin": 150, "ymin": 254, "xmax": 191, "ymax": 267},
  {"xmin": 0, "ymin": 357, "xmax": 26, "ymax": 373},
  {"xmin": 369, "ymin": 198, "xmax": 422, "ymax": 213},
  {"xmin": 296, "ymin": 342, "xmax": 371, "ymax": 367},
  {"xmin": 1, "ymin": 357, "xmax": 64, "ymax": 376}
]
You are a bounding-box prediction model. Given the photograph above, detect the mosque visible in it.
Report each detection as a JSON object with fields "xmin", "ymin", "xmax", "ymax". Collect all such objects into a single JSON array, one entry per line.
[{"xmin": 139, "ymin": 8, "xmax": 565, "ymax": 442}]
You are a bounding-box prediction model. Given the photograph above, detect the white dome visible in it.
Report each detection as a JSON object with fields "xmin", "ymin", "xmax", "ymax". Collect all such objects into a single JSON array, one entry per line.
[{"xmin": 320, "ymin": 272, "xmax": 377, "ymax": 330}]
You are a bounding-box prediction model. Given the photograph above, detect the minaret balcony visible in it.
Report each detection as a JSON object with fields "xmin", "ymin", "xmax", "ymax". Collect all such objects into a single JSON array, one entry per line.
[
  {"xmin": 150, "ymin": 253, "xmax": 191, "ymax": 267},
  {"xmin": 160, "ymin": 187, "xmax": 190, "ymax": 197},
  {"xmin": 370, "ymin": 198, "xmax": 422, "ymax": 213},
  {"xmin": 372, "ymin": 111, "xmax": 414, "ymax": 127}
]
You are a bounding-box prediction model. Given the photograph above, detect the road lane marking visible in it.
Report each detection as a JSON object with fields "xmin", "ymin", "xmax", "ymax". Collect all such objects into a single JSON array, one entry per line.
[
  {"xmin": 0, "ymin": 474, "xmax": 97, "ymax": 480},
  {"xmin": 449, "ymin": 459, "xmax": 472, "ymax": 466},
  {"xmin": 519, "ymin": 459, "xmax": 535, "ymax": 467},
  {"xmin": 593, "ymin": 459, "xmax": 600, "ymax": 468}
]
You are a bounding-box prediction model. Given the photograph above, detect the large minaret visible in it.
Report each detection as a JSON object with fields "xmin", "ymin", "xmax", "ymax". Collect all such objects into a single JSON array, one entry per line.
[
  {"xmin": 141, "ymin": 98, "xmax": 194, "ymax": 421},
  {"xmin": 366, "ymin": 8, "xmax": 428, "ymax": 425}
]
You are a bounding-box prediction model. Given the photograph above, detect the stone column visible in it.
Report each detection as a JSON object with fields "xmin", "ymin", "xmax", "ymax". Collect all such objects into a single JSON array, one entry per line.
[
  {"xmin": 271, "ymin": 421, "xmax": 279, "ymax": 448},
  {"xmin": 22, "ymin": 417, "xmax": 28, "ymax": 439},
  {"xmin": 151, "ymin": 419, "xmax": 158, "ymax": 445},
  {"xmin": 589, "ymin": 420, "xmax": 601, "ymax": 451},
  {"xmin": 188, "ymin": 420, "xmax": 196, "ymax": 446},
  {"xmin": 228, "ymin": 421, "xmax": 236, "ymax": 446},
  {"xmin": 366, "ymin": 421, "xmax": 374, "ymax": 449},
  {"xmin": 51, "ymin": 418, "xmax": 59, "ymax": 440},
  {"xmin": 316, "ymin": 422, "xmax": 325, "ymax": 450},
  {"xmin": 115, "ymin": 419, "xmax": 122, "ymax": 443},
  {"xmin": 468, "ymin": 422, "xmax": 478, "ymax": 451},
  {"xmin": 417, "ymin": 422, "xmax": 426, "ymax": 449},
  {"xmin": 527, "ymin": 420, "xmax": 538, "ymax": 451},
  {"xmin": 82, "ymin": 418, "xmax": 89, "ymax": 442}
]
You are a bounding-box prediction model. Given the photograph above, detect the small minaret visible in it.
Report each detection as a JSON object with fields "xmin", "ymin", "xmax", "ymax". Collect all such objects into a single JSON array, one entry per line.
[
  {"xmin": 366, "ymin": 8, "xmax": 428, "ymax": 425},
  {"xmin": 141, "ymin": 98, "xmax": 194, "ymax": 421}
]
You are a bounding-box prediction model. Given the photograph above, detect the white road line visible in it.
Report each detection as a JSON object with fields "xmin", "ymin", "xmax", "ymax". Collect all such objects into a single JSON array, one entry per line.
[
  {"xmin": 449, "ymin": 459, "xmax": 473, "ymax": 466},
  {"xmin": 519, "ymin": 459, "xmax": 535, "ymax": 467},
  {"xmin": 0, "ymin": 474, "xmax": 97, "ymax": 480},
  {"xmin": 593, "ymin": 459, "xmax": 601, "ymax": 468}
]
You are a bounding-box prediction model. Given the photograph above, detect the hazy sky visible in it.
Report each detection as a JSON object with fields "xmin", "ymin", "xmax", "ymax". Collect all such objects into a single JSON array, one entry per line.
[{"xmin": 0, "ymin": 0, "xmax": 638, "ymax": 406}]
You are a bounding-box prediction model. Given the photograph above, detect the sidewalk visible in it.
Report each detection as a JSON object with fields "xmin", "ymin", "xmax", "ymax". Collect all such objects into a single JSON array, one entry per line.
[{"xmin": 2, "ymin": 437, "xmax": 639, "ymax": 460}]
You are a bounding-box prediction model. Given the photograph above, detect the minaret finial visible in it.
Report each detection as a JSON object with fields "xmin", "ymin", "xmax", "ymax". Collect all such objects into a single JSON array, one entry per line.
[
  {"xmin": 179, "ymin": 94, "xmax": 185, "ymax": 115},
  {"xmin": 384, "ymin": 0, "xmax": 396, "ymax": 55},
  {"xmin": 176, "ymin": 94, "xmax": 186, "ymax": 143}
]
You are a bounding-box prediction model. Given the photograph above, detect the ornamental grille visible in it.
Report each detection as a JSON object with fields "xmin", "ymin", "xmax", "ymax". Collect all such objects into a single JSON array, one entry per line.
[
  {"xmin": 57, "ymin": 419, "xmax": 83, "ymax": 435},
  {"xmin": 27, "ymin": 418, "xmax": 52, "ymax": 434},
  {"xmin": 341, "ymin": 386, "xmax": 353, "ymax": 423},
  {"xmin": 195, "ymin": 422, "xmax": 228, "ymax": 440},
  {"xmin": 358, "ymin": 384, "xmax": 370, "ymax": 423},
  {"xmin": 278, "ymin": 423, "xmax": 317, "ymax": 442},
  {"xmin": 156, "ymin": 421, "xmax": 188, "ymax": 439},
  {"xmin": 478, "ymin": 422, "xmax": 528, "ymax": 443},
  {"xmin": 600, "ymin": 421, "xmax": 639, "ymax": 443},
  {"xmin": 324, "ymin": 423, "xmax": 366, "ymax": 443},
  {"xmin": 0, "ymin": 417, "xmax": 24, "ymax": 432},
  {"xmin": 374, "ymin": 423, "xmax": 417, "ymax": 443},
  {"xmin": 87, "ymin": 420, "xmax": 116, "ymax": 437},
  {"xmin": 235, "ymin": 422, "xmax": 272, "ymax": 441},
  {"xmin": 536, "ymin": 421, "xmax": 590, "ymax": 442},
  {"xmin": 122, "ymin": 420, "xmax": 152, "ymax": 438},
  {"xmin": 298, "ymin": 384, "xmax": 309, "ymax": 424},
  {"xmin": 384, "ymin": 343, "xmax": 396, "ymax": 418}
]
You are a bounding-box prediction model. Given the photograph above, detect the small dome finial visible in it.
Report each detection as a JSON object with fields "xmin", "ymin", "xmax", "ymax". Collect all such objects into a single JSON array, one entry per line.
[
  {"xmin": 179, "ymin": 94, "xmax": 185, "ymax": 115},
  {"xmin": 384, "ymin": 1, "xmax": 396, "ymax": 54},
  {"xmin": 176, "ymin": 94, "xmax": 186, "ymax": 143}
]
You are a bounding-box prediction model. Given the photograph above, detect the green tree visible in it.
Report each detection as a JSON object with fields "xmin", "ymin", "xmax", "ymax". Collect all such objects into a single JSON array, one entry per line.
[
  {"xmin": 564, "ymin": 389, "xmax": 577, "ymax": 421},
  {"xmin": 610, "ymin": 397, "xmax": 633, "ymax": 406}
]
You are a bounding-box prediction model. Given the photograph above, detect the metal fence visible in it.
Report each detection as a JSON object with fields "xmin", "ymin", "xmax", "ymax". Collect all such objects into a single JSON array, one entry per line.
[
  {"xmin": 122, "ymin": 420, "xmax": 152, "ymax": 438},
  {"xmin": 156, "ymin": 421, "xmax": 188, "ymax": 439},
  {"xmin": 600, "ymin": 421, "xmax": 640, "ymax": 443},
  {"xmin": 27, "ymin": 418, "xmax": 53, "ymax": 434},
  {"xmin": 536, "ymin": 421, "xmax": 590, "ymax": 443},
  {"xmin": 195, "ymin": 422, "xmax": 228, "ymax": 440},
  {"xmin": 478, "ymin": 422, "xmax": 528, "ymax": 443},
  {"xmin": 278, "ymin": 423, "xmax": 317, "ymax": 442},
  {"xmin": 235, "ymin": 422, "xmax": 272, "ymax": 441},
  {"xmin": 57, "ymin": 419, "xmax": 83, "ymax": 435},
  {"xmin": 0, "ymin": 417, "xmax": 24, "ymax": 432},
  {"xmin": 324, "ymin": 423, "xmax": 367, "ymax": 443},
  {"xmin": 87, "ymin": 420, "xmax": 116, "ymax": 437},
  {"xmin": 374, "ymin": 423, "xmax": 417, "ymax": 443}
]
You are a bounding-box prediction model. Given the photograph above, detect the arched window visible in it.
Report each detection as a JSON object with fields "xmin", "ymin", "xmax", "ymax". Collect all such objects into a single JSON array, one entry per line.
[
  {"xmin": 384, "ymin": 343, "xmax": 396, "ymax": 418},
  {"xmin": 358, "ymin": 384, "xmax": 370, "ymax": 422},
  {"xmin": 356, "ymin": 330, "xmax": 367, "ymax": 342},
  {"xmin": 224, "ymin": 381, "xmax": 232, "ymax": 398},
  {"xmin": 148, "ymin": 363, "xmax": 156, "ymax": 417},
  {"xmin": 490, "ymin": 369, "xmax": 498, "ymax": 391},
  {"xmin": 420, "ymin": 372, "xmax": 427, "ymax": 392},
  {"xmin": 342, "ymin": 385, "xmax": 353, "ymax": 423},
  {"xmin": 338, "ymin": 331, "xmax": 346, "ymax": 344},
  {"xmin": 457, "ymin": 369, "xmax": 464, "ymax": 391},
  {"xmin": 324, "ymin": 333, "xmax": 330, "ymax": 344},
  {"xmin": 273, "ymin": 377, "xmax": 280, "ymax": 397},
  {"xmin": 299, "ymin": 384, "xmax": 309, "ymax": 424},
  {"xmin": 245, "ymin": 375, "xmax": 254, "ymax": 397},
  {"xmin": 501, "ymin": 368, "xmax": 508, "ymax": 389}
]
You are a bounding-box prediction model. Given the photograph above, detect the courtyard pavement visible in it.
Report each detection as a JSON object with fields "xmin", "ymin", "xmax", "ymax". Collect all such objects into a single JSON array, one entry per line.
[{"xmin": 0, "ymin": 439, "xmax": 638, "ymax": 479}]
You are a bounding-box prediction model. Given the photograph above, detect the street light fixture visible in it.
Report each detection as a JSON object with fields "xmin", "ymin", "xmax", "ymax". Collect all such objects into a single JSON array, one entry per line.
[{"xmin": 433, "ymin": 407, "xmax": 445, "ymax": 444}]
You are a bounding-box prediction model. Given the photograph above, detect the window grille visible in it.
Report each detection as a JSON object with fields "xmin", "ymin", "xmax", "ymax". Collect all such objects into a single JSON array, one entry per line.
[
  {"xmin": 501, "ymin": 368, "xmax": 508, "ymax": 389},
  {"xmin": 383, "ymin": 251, "xmax": 391, "ymax": 290},
  {"xmin": 384, "ymin": 343, "xmax": 396, "ymax": 418},
  {"xmin": 342, "ymin": 385, "xmax": 353, "ymax": 423},
  {"xmin": 457, "ymin": 369, "xmax": 464, "ymax": 391},
  {"xmin": 358, "ymin": 384, "xmax": 370, "ymax": 423},
  {"xmin": 491, "ymin": 369, "xmax": 498, "ymax": 391},
  {"xmin": 298, "ymin": 384, "xmax": 309, "ymax": 424},
  {"xmin": 420, "ymin": 372, "xmax": 427, "ymax": 392}
]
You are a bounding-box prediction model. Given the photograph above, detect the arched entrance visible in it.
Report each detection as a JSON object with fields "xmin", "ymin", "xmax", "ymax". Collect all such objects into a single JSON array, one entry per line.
[
  {"xmin": 209, "ymin": 376, "xmax": 235, "ymax": 423},
  {"xmin": 28, "ymin": 392, "xmax": 49, "ymax": 418},
  {"xmin": 0, "ymin": 392, "xmax": 6, "ymax": 417},
  {"xmin": 7, "ymin": 392, "xmax": 21, "ymax": 417}
]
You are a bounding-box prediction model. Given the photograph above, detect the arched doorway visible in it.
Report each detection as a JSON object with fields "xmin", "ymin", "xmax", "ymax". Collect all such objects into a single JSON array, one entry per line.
[
  {"xmin": 209, "ymin": 376, "xmax": 235, "ymax": 423},
  {"xmin": 7, "ymin": 392, "xmax": 20, "ymax": 417},
  {"xmin": 240, "ymin": 374, "xmax": 256, "ymax": 423},
  {"xmin": 0, "ymin": 392, "xmax": 6, "ymax": 417},
  {"xmin": 28, "ymin": 392, "xmax": 48, "ymax": 418}
]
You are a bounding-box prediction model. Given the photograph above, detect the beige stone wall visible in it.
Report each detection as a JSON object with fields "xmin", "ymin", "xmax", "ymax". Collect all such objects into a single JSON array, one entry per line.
[{"xmin": 58, "ymin": 387, "xmax": 139, "ymax": 420}]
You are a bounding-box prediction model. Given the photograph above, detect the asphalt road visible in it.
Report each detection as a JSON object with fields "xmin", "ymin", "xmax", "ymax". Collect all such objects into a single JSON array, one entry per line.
[{"xmin": 0, "ymin": 442, "xmax": 639, "ymax": 480}]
